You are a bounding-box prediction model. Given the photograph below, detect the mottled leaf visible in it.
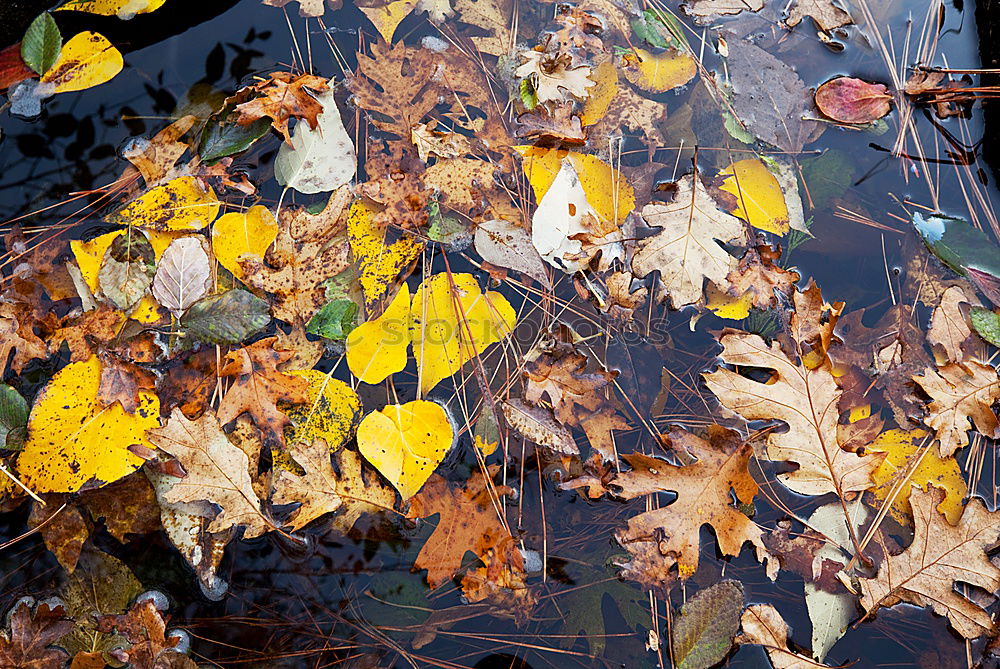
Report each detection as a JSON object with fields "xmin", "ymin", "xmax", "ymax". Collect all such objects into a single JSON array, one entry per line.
[
  {"xmin": 181, "ymin": 288, "xmax": 271, "ymax": 344},
  {"xmin": 672, "ymin": 580, "xmax": 745, "ymax": 669}
]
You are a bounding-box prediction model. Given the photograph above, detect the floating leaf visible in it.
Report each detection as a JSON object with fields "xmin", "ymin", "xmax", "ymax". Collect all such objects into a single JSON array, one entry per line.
[
  {"xmin": 21, "ymin": 13, "xmax": 61, "ymax": 76},
  {"xmin": 181, "ymin": 288, "xmax": 271, "ymax": 344},
  {"xmin": 913, "ymin": 211, "xmax": 1000, "ymax": 280},
  {"xmin": 275, "ymin": 86, "xmax": 357, "ymax": 194},
  {"xmin": 359, "ymin": 0, "xmax": 416, "ymax": 43},
  {"xmin": 199, "ymin": 116, "xmax": 272, "ymax": 162},
  {"xmin": 474, "ymin": 218, "xmax": 551, "ymax": 288},
  {"xmin": 39, "ymin": 31, "xmax": 122, "ymax": 93},
  {"xmin": 347, "ymin": 200, "xmax": 425, "ymax": 306},
  {"xmin": 717, "ymin": 159, "xmax": 790, "ymax": 235},
  {"xmin": 621, "ymin": 47, "xmax": 696, "ymax": 93},
  {"xmin": 108, "ymin": 176, "xmax": 220, "ymax": 231},
  {"xmin": 0, "ymin": 384, "xmax": 29, "ymax": 450},
  {"xmin": 815, "ymin": 76, "xmax": 891, "ymax": 124},
  {"xmin": 56, "ymin": 0, "xmax": 167, "ymax": 18},
  {"xmin": 151, "ymin": 237, "xmax": 211, "ymax": 316},
  {"xmin": 212, "ymin": 205, "xmax": 279, "ymax": 282},
  {"xmin": 346, "ymin": 283, "xmax": 411, "ymax": 385},
  {"xmin": 282, "ymin": 369, "xmax": 362, "ymax": 450},
  {"xmin": 307, "ymin": 299, "xmax": 358, "ymax": 340},
  {"xmin": 272, "ymin": 437, "xmax": 342, "ymax": 530},
  {"xmin": 672, "ymin": 580, "xmax": 744, "ymax": 669},
  {"xmin": 356, "ymin": 400, "xmax": 454, "ymax": 500},
  {"xmin": 971, "ymin": 307, "xmax": 1000, "ymax": 347},
  {"xmin": 16, "ymin": 356, "xmax": 160, "ymax": 493},
  {"xmin": 98, "ymin": 230, "xmax": 155, "ymax": 311}
]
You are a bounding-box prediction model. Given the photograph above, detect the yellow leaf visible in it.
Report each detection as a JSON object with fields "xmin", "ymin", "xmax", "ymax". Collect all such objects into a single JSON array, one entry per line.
[
  {"xmin": 56, "ymin": 0, "xmax": 167, "ymax": 17},
  {"xmin": 347, "ymin": 200, "xmax": 425, "ymax": 306},
  {"xmin": 621, "ymin": 48, "xmax": 697, "ymax": 93},
  {"xmin": 718, "ymin": 159, "xmax": 790, "ymax": 235},
  {"xmin": 346, "ymin": 283, "xmax": 411, "ymax": 385},
  {"xmin": 107, "ymin": 176, "xmax": 220, "ymax": 231},
  {"xmin": 411, "ymin": 273, "xmax": 515, "ymax": 395},
  {"xmin": 70, "ymin": 230, "xmax": 120, "ymax": 293},
  {"xmin": 212, "ymin": 205, "xmax": 279, "ymax": 281},
  {"xmin": 282, "ymin": 369, "xmax": 363, "ymax": 450},
  {"xmin": 849, "ymin": 404, "xmax": 871, "ymax": 422},
  {"xmin": 580, "ymin": 58, "xmax": 618, "ymax": 126},
  {"xmin": 16, "ymin": 356, "xmax": 160, "ymax": 493},
  {"xmin": 869, "ymin": 428, "xmax": 967, "ymax": 524},
  {"xmin": 474, "ymin": 434, "xmax": 498, "ymax": 457},
  {"xmin": 515, "ymin": 147, "xmax": 634, "ymax": 225},
  {"xmin": 40, "ymin": 31, "xmax": 123, "ymax": 93},
  {"xmin": 358, "ymin": 0, "xmax": 416, "ymax": 43},
  {"xmin": 356, "ymin": 400, "xmax": 453, "ymax": 499},
  {"xmin": 706, "ymin": 283, "xmax": 752, "ymax": 319}
]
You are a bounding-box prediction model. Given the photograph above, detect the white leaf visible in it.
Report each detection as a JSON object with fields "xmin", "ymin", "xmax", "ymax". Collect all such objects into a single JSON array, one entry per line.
[
  {"xmin": 275, "ymin": 85, "xmax": 356, "ymax": 194},
  {"xmin": 152, "ymin": 236, "xmax": 211, "ymax": 316},
  {"xmin": 475, "ymin": 219, "xmax": 551, "ymax": 288}
]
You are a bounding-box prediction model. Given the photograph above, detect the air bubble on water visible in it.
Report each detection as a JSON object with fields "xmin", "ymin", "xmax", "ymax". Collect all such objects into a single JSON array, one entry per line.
[
  {"xmin": 167, "ymin": 629, "xmax": 192, "ymax": 654},
  {"xmin": 136, "ymin": 589, "xmax": 169, "ymax": 611}
]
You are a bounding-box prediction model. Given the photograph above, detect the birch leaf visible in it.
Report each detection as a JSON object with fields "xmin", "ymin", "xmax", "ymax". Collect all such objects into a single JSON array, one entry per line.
[
  {"xmin": 151, "ymin": 237, "xmax": 211, "ymax": 316},
  {"xmin": 212, "ymin": 205, "xmax": 279, "ymax": 282},
  {"xmin": 275, "ymin": 86, "xmax": 357, "ymax": 194},
  {"xmin": 39, "ymin": 31, "xmax": 122, "ymax": 93}
]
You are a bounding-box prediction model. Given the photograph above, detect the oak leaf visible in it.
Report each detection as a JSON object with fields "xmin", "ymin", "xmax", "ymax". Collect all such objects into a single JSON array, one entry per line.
[
  {"xmin": 95, "ymin": 599, "xmax": 195, "ymax": 669},
  {"xmin": 230, "ymin": 71, "xmax": 329, "ymax": 145},
  {"xmin": 737, "ymin": 604, "xmax": 819, "ymax": 669},
  {"xmin": 786, "ymin": 0, "xmax": 853, "ymax": 32},
  {"xmin": 0, "ymin": 300, "xmax": 49, "ymax": 373},
  {"xmin": 726, "ymin": 244, "xmax": 799, "ymax": 309},
  {"xmin": 927, "ymin": 285, "xmax": 978, "ymax": 364},
  {"xmin": 611, "ymin": 425, "xmax": 774, "ymax": 588},
  {"xmin": 912, "ymin": 361, "xmax": 1000, "ymax": 457},
  {"xmin": 350, "ymin": 41, "xmax": 440, "ymax": 138},
  {"xmin": 0, "ymin": 600, "xmax": 72, "ymax": 669},
  {"xmin": 148, "ymin": 408, "xmax": 273, "ymax": 538},
  {"xmin": 217, "ymin": 337, "xmax": 310, "ymax": 437},
  {"xmin": 272, "ymin": 438, "xmax": 341, "ymax": 531},
  {"xmin": 514, "ymin": 50, "xmax": 594, "ymax": 104},
  {"xmin": 859, "ymin": 485, "xmax": 1000, "ymax": 638},
  {"xmin": 332, "ymin": 448, "xmax": 397, "ymax": 532}
]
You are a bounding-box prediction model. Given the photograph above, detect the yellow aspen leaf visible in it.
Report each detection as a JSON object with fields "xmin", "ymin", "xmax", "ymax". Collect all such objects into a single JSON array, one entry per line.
[
  {"xmin": 706, "ymin": 283, "xmax": 752, "ymax": 319},
  {"xmin": 717, "ymin": 159, "xmax": 790, "ymax": 235},
  {"xmin": 358, "ymin": 0, "xmax": 416, "ymax": 43},
  {"xmin": 515, "ymin": 147, "xmax": 634, "ymax": 225},
  {"xmin": 212, "ymin": 205, "xmax": 279, "ymax": 281},
  {"xmin": 410, "ymin": 273, "xmax": 515, "ymax": 395},
  {"xmin": 869, "ymin": 428, "xmax": 967, "ymax": 525},
  {"xmin": 347, "ymin": 200, "xmax": 425, "ymax": 306},
  {"xmin": 580, "ymin": 58, "xmax": 618, "ymax": 126},
  {"xmin": 106, "ymin": 176, "xmax": 221, "ymax": 232},
  {"xmin": 56, "ymin": 0, "xmax": 167, "ymax": 17},
  {"xmin": 16, "ymin": 356, "xmax": 160, "ymax": 493},
  {"xmin": 849, "ymin": 404, "xmax": 872, "ymax": 422},
  {"xmin": 346, "ymin": 283, "xmax": 411, "ymax": 385},
  {"xmin": 474, "ymin": 434, "xmax": 498, "ymax": 456},
  {"xmin": 356, "ymin": 400, "xmax": 453, "ymax": 500},
  {"xmin": 282, "ymin": 369, "xmax": 363, "ymax": 450},
  {"xmin": 70, "ymin": 230, "xmax": 120, "ymax": 293},
  {"xmin": 40, "ymin": 31, "xmax": 123, "ymax": 93},
  {"xmin": 621, "ymin": 48, "xmax": 697, "ymax": 93}
]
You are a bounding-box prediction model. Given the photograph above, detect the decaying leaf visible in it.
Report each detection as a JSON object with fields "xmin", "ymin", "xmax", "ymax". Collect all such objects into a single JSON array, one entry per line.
[
  {"xmin": 672, "ymin": 580, "xmax": 745, "ymax": 669},
  {"xmin": 281, "ymin": 369, "xmax": 362, "ymax": 450},
  {"xmin": 229, "ymin": 71, "xmax": 329, "ymax": 144},
  {"xmin": 275, "ymin": 85, "xmax": 357, "ymax": 194},
  {"xmin": 927, "ymin": 284, "xmax": 978, "ymax": 364},
  {"xmin": 272, "ymin": 438, "xmax": 342, "ymax": 530},
  {"xmin": 347, "ymin": 199, "xmax": 425, "ymax": 307},
  {"xmin": 912, "ymin": 361, "xmax": 1000, "ymax": 457},
  {"xmin": 682, "ymin": 0, "xmax": 764, "ymax": 23},
  {"xmin": 786, "ymin": 0, "xmax": 853, "ymax": 32},
  {"xmin": 0, "ymin": 600, "xmax": 72, "ymax": 669},
  {"xmin": 514, "ymin": 50, "xmax": 594, "ymax": 104},
  {"xmin": 107, "ymin": 177, "xmax": 220, "ymax": 232},
  {"xmin": 501, "ymin": 398, "xmax": 578, "ymax": 456},
  {"xmin": 815, "ymin": 77, "xmax": 892, "ymax": 124},
  {"xmin": 39, "ymin": 31, "xmax": 122, "ymax": 93},
  {"xmin": 474, "ymin": 218, "xmax": 552, "ymax": 288},
  {"xmin": 212, "ymin": 205, "xmax": 279, "ymax": 282},
  {"xmin": 738, "ymin": 604, "xmax": 819, "ymax": 669}
]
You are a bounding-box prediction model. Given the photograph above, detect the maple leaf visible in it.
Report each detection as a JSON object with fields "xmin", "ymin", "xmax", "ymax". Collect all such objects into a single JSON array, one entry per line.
[
  {"xmin": 240, "ymin": 188, "xmax": 352, "ymax": 325},
  {"xmin": 726, "ymin": 244, "xmax": 799, "ymax": 309},
  {"xmin": 0, "ymin": 600, "xmax": 72, "ymax": 669},
  {"xmin": 0, "ymin": 300, "xmax": 49, "ymax": 373},
  {"xmin": 611, "ymin": 425, "xmax": 774, "ymax": 588},
  {"xmin": 148, "ymin": 408, "xmax": 274, "ymax": 538},
  {"xmin": 406, "ymin": 468, "xmax": 517, "ymax": 589},
  {"xmin": 95, "ymin": 599, "xmax": 196, "ymax": 669},
  {"xmin": 272, "ymin": 438, "xmax": 342, "ymax": 531},
  {"xmin": 912, "ymin": 361, "xmax": 1000, "ymax": 457},
  {"xmin": 859, "ymin": 485, "xmax": 1000, "ymax": 639},
  {"xmin": 703, "ymin": 329, "xmax": 881, "ymax": 497},
  {"xmin": 631, "ymin": 172, "xmax": 746, "ymax": 309},
  {"xmin": 217, "ymin": 337, "xmax": 310, "ymax": 437},
  {"xmin": 230, "ymin": 72, "xmax": 330, "ymax": 145}
]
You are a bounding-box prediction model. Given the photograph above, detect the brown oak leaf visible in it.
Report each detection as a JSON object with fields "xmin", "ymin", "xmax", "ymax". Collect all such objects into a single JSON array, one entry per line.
[
  {"xmin": 272, "ymin": 438, "xmax": 342, "ymax": 531},
  {"xmin": 0, "ymin": 600, "xmax": 72, "ymax": 669},
  {"xmin": 912, "ymin": 361, "xmax": 1000, "ymax": 457},
  {"xmin": 230, "ymin": 72, "xmax": 330, "ymax": 144},
  {"xmin": 95, "ymin": 599, "xmax": 196, "ymax": 669},
  {"xmin": 0, "ymin": 300, "xmax": 49, "ymax": 373},
  {"xmin": 726, "ymin": 244, "xmax": 799, "ymax": 309},
  {"xmin": 331, "ymin": 448, "xmax": 397, "ymax": 532},
  {"xmin": 97, "ymin": 351, "xmax": 156, "ymax": 413}
]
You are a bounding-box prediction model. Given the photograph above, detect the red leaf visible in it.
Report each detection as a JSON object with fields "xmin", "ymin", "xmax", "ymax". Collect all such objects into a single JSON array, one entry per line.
[
  {"xmin": 815, "ymin": 76, "xmax": 892, "ymax": 124},
  {"xmin": 0, "ymin": 44, "xmax": 33, "ymax": 91}
]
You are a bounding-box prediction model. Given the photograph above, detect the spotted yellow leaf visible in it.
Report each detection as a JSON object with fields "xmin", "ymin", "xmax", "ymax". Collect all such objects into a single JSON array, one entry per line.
[
  {"xmin": 356, "ymin": 400, "xmax": 453, "ymax": 500},
  {"xmin": 347, "ymin": 200, "xmax": 425, "ymax": 306},
  {"xmin": 282, "ymin": 369, "xmax": 363, "ymax": 450},
  {"xmin": 212, "ymin": 205, "xmax": 279, "ymax": 281},
  {"xmin": 56, "ymin": 0, "xmax": 167, "ymax": 17},
  {"xmin": 718, "ymin": 159, "xmax": 790, "ymax": 235},
  {"xmin": 621, "ymin": 48, "xmax": 696, "ymax": 93},
  {"xmin": 40, "ymin": 31, "xmax": 123, "ymax": 93},
  {"xmin": 580, "ymin": 58, "xmax": 618, "ymax": 126},
  {"xmin": 706, "ymin": 283, "xmax": 753, "ymax": 319},
  {"xmin": 107, "ymin": 176, "xmax": 220, "ymax": 231},
  {"xmin": 16, "ymin": 356, "xmax": 160, "ymax": 493},
  {"xmin": 358, "ymin": 0, "xmax": 416, "ymax": 43}
]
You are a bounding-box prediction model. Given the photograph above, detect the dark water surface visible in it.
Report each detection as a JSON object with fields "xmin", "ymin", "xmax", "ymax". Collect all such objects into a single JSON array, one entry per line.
[{"xmin": 0, "ymin": 0, "xmax": 998, "ymax": 667}]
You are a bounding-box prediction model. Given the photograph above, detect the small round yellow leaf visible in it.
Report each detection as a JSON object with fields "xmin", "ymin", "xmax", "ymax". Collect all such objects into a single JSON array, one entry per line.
[
  {"xmin": 358, "ymin": 0, "xmax": 416, "ymax": 43},
  {"xmin": 40, "ymin": 31, "xmax": 123, "ymax": 93},
  {"xmin": 718, "ymin": 159, "xmax": 790, "ymax": 235},
  {"xmin": 16, "ymin": 356, "xmax": 160, "ymax": 493},
  {"xmin": 56, "ymin": 0, "xmax": 167, "ymax": 17},
  {"xmin": 107, "ymin": 176, "xmax": 221, "ymax": 231},
  {"xmin": 346, "ymin": 283, "xmax": 412, "ymax": 385},
  {"xmin": 212, "ymin": 205, "xmax": 279, "ymax": 281},
  {"xmin": 282, "ymin": 369, "xmax": 362, "ymax": 450},
  {"xmin": 356, "ymin": 400, "xmax": 453, "ymax": 500},
  {"xmin": 706, "ymin": 283, "xmax": 752, "ymax": 320},
  {"xmin": 621, "ymin": 47, "xmax": 697, "ymax": 93}
]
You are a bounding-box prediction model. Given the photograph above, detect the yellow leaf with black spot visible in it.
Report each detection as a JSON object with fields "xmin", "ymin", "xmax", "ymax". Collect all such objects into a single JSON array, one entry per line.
[
  {"xmin": 580, "ymin": 58, "xmax": 618, "ymax": 126},
  {"xmin": 56, "ymin": 0, "xmax": 167, "ymax": 18},
  {"xmin": 706, "ymin": 283, "xmax": 753, "ymax": 320},
  {"xmin": 717, "ymin": 159, "xmax": 790, "ymax": 235},
  {"xmin": 212, "ymin": 205, "xmax": 279, "ymax": 282},
  {"xmin": 356, "ymin": 400, "xmax": 453, "ymax": 500},
  {"xmin": 346, "ymin": 283, "xmax": 411, "ymax": 385},
  {"xmin": 347, "ymin": 200, "xmax": 425, "ymax": 306},
  {"xmin": 16, "ymin": 356, "xmax": 160, "ymax": 493},
  {"xmin": 107, "ymin": 176, "xmax": 220, "ymax": 231},
  {"xmin": 40, "ymin": 31, "xmax": 122, "ymax": 93},
  {"xmin": 282, "ymin": 369, "xmax": 362, "ymax": 450},
  {"xmin": 869, "ymin": 428, "xmax": 967, "ymax": 524},
  {"xmin": 358, "ymin": 0, "xmax": 416, "ymax": 43},
  {"xmin": 621, "ymin": 48, "xmax": 696, "ymax": 93}
]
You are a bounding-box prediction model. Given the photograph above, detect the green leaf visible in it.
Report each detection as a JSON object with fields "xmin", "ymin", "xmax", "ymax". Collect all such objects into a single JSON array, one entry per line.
[
  {"xmin": 913, "ymin": 211, "xmax": 1000, "ymax": 279},
  {"xmin": 181, "ymin": 289, "xmax": 271, "ymax": 344},
  {"xmin": 800, "ymin": 150, "xmax": 856, "ymax": 211},
  {"xmin": 672, "ymin": 580, "xmax": 744, "ymax": 669},
  {"xmin": 0, "ymin": 384, "xmax": 29, "ymax": 450},
  {"xmin": 972, "ymin": 307, "xmax": 1000, "ymax": 347},
  {"xmin": 631, "ymin": 9, "xmax": 687, "ymax": 50},
  {"xmin": 198, "ymin": 116, "xmax": 272, "ymax": 163},
  {"xmin": 519, "ymin": 78, "xmax": 538, "ymax": 111},
  {"xmin": 21, "ymin": 13, "xmax": 62, "ymax": 76},
  {"xmin": 307, "ymin": 299, "xmax": 358, "ymax": 340}
]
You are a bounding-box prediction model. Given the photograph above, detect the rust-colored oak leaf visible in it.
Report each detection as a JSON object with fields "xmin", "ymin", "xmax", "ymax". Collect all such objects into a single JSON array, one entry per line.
[
  {"xmin": 912, "ymin": 361, "xmax": 1000, "ymax": 457},
  {"xmin": 272, "ymin": 438, "xmax": 342, "ymax": 531},
  {"xmin": 0, "ymin": 300, "xmax": 49, "ymax": 373},
  {"xmin": 726, "ymin": 244, "xmax": 799, "ymax": 309},
  {"xmin": 860, "ymin": 485, "xmax": 1000, "ymax": 639},
  {"xmin": 230, "ymin": 71, "xmax": 330, "ymax": 145},
  {"xmin": 216, "ymin": 337, "xmax": 310, "ymax": 437},
  {"xmin": 97, "ymin": 351, "xmax": 156, "ymax": 413},
  {"xmin": 611, "ymin": 425, "xmax": 774, "ymax": 589},
  {"xmin": 95, "ymin": 599, "xmax": 196, "ymax": 669},
  {"xmin": 0, "ymin": 600, "xmax": 72, "ymax": 669}
]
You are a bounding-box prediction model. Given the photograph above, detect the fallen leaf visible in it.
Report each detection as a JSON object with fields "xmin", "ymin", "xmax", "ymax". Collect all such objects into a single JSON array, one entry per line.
[
  {"xmin": 632, "ymin": 172, "xmax": 746, "ymax": 309},
  {"xmin": 181, "ymin": 288, "xmax": 271, "ymax": 345},
  {"xmin": 151, "ymin": 237, "xmax": 211, "ymax": 317},
  {"xmin": 912, "ymin": 361, "xmax": 1000, "ymax": 457},
  {"xmin": 57, "ymin": 0, "xmax": 167, "ymax": 17},
  {"xmin": 98, "ymin": 230, "xmax": 156, "ymax": 311},
  {"xmin": 21, "ymin": 13, "xmax": 61, "ymax": 76},
  {"xmin": 39, "ymin": 31, "xmax": 122, "ymax": 93},
  {"xmin": 359, "ymin": 1, "xmax": 416, "ymax": 42},
  {"xmin": 971, "ymin": 307, "xmax": 1000, "ymax": 347},
  {"xmin": 514, "ymin": 50, "xmax": 594, "ymax": 104},
  {"xmin": 29, "ymin": 498, "xmax": 88, "ymax": 571},
  {"xmin": 107, "ymin": 176, "xmax": 221, "ymax": 232},
  {"xmin": 272, "ymin": 438, "xmax": 342, "ymax": 530},
  {"xmin": 501, "ymin": 398, "xmax": 578, "ymax": 455},
  {"xmin": 860, "ymin": 485, "xmax": 1000, "ymax": 639},
  {"xmin": 346, "ymin": 199, "xmax": 425, "ymax": 307},
  {"xmin": 612, "ymin": 425, "xmax": 774, "ymax": 586},
  {"xmin": 815, "ymin": 77, "xmax": 892, "ymax": 124},
  {"xmin": 230, "ymin": 71, "xmax": 329, "ymax": 145},
  {"xmin": 717, "ymin": 159, "xmax": 790, "ymax": 235},
  {"xmin": 332, "ymin": 448, "xmax": 397, "ymax": 531},
  {"xmin": 726, "ymin": 244, "xmax": 799, "ymax": 309},
  {"xmin": 738, "ymin": 604, "xmax": 820, "ymax": 669},
  {"xmin": 786, "ymin": 0, "xmax": 853, "ymax": 32},
  {"xmin": 212, "ymin": 205, "xmax": 279, "ymax": 282},
  {"xmin": 94, "ymin": 599, "xmax": 192, "ymax": 669},
  {"xmin": 474, "ymin": 219, "xmax": 552, "ymax": 288},
  {"xmin": 275, "ymin": 85, "xmax": 357, "ymax": 194},
  {"xmin": 620, "ymin": 47, "xmax": 697, "ymax": 93},
  {"xmin": 17, "ymin": 356, "xmax": 160, "ymax": 493},
  {"xmin": 262, "ymin": 0, "xmax": 334, "ymax": 17},
  {"xmin": 148, "ymin": 408, "xmax": 273, "ymax": 538},
  {"xmin": 682, "ymin": 0, "xmax": 763, "ymax": 23},
  {"xmin": 282, "ymin": 369, "xmax": 362, "ymax": 450},
  {"xmin": 0, "ymin": 600, "xmax": 72, "ymax": 669},
  {"xmin": 672, "ymin": 580, "xmax": 745, "ymax": 669},
  {"xmin": 928, "ymin": 285, "xmax": 978, "ymax": 364},
  {"xmin": 356, "ymin": 400, "xmax": 454, "ymax": 500},
  {"xmin": 0, "ymin": 383, "xmax": 28, "ymax": 450},
  {"xmin": 345, "ymin": 283, "xmax": 411, "ymax": 385}
]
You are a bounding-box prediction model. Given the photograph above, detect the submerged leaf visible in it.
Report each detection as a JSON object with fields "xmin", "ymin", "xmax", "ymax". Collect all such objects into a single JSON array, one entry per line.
[
  {"xmin": 672, "ymin": 580, "xmax": 744, "ymax": 669},
  {"xmin": 0, "ymin": 384, "xmax": 29, "ymax": 450},
  {"xmin": 181, "ymin": 289, "xmax": 271, "ymax": 344},
  {"xmin": 913, "ymin": 211, "xmax": 1000, "ymax": 280},
  {"xmin": 971, "ymin": 307, "xmax": 1000, "ymax": 347}
]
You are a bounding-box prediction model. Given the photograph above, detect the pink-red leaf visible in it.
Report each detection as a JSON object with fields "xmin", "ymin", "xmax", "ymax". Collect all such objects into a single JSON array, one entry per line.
[{"xmin": 815, "ymin": 76, "xmax": 891, "ymax": 124}]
